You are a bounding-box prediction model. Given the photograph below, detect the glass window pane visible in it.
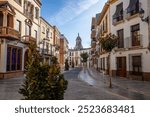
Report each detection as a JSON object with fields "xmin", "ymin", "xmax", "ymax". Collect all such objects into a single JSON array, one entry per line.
[
  {"xmin": 11, "ymin": 48, "xmax": 17, "ymax": 71},
  {"xmin": 7, "ymin": 47, "xmax": 11, "ymax": 71},
  {"xmin": 17, "ymin": 49, "xmax": 22, "ymax": 70}
]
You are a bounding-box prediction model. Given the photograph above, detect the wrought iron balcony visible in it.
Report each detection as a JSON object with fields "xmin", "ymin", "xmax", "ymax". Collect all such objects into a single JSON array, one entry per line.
[
  {"xmin": 24, "ymin": 10, "xmax": 34, "ymax": 20},
  {"xmin": 112, "ymin": 13, "xmax": 124, "ymax": 25},
  {"xmin": 39, "ymin": 48, "xmax": 53, "ymax": 56},
  {"xmin": 22, "ymin": 35, "xmax": 36, "ymax": 44},
  {"xmin": 0, "ymin": 27, "xmax": 20, "ymax": 40}
]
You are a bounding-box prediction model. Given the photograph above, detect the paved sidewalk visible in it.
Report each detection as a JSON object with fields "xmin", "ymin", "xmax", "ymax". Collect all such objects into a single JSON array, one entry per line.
[
  {"xmin": 87, "ymin": 68, "xmax": 150, "ymax": 98},
  {"xmin": 0, "ymin": 77, "xmax": 24, "ymax": 100},
  {"xmin": 66, "ymin": 68, "xmax": 127, "ymax": 100}
]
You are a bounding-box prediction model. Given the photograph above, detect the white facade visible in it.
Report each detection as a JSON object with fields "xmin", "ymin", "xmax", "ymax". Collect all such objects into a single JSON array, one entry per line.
[
  {"xmin": 94, "ymin": 2, "xmax": 110, "ymax": 72},
  {"xmin": 68, "ymin": 48, "xmax": 91, "ymax": 68},
  {"xmin": 92, "ymin": 0, "xmax": 150, "ymax": 80},
  {"xmin": 39, "ymin": 17, "xmax": 54, "ymax": 64},
  {"xmin": 109, "ymin": 0, "xmax": 150, "ymax": 80}
]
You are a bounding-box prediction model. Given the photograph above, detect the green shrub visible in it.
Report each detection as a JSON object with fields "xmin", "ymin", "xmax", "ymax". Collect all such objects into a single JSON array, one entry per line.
[{"xmin": 19, "ymin": 43, "xmax": 68, "ymax": 100}]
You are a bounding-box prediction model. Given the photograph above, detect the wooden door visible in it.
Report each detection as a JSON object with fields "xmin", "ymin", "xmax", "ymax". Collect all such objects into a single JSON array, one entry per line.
[{"xmin": 117, "ymin": 57, "xmax": 126, "ymax": 77}]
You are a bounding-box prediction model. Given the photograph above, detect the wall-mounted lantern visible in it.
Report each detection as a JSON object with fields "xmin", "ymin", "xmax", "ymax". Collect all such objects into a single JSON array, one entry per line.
[{"xmin": 139, "ymin": 8, "xmax": 149, "ymax": 23}]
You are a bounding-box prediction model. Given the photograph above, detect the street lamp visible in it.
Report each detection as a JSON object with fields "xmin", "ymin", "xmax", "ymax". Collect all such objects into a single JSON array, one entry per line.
[
  {"xmin": 139, "ymin": 8, "xmax": 149, "ymax": 23},
  {"xmin": 38, "ymin": 38, "xmax": 45, "ymax": 55}
]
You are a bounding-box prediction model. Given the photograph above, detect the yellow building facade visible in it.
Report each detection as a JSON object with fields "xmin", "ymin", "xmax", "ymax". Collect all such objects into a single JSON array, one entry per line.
[{"xmin": 0, "ymin": 0, "xmax": 41, "ymax": 78}]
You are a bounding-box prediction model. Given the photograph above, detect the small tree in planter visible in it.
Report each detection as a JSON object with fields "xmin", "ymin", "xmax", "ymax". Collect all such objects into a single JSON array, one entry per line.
[
  {"xmin": 80, "ymin": 52, "xmax": 89, "ymax": 70},
  {"xmin": 19, "ymin": 43, "xmax": 68, "ymax": 100},
  {"xmin": 65, "ymin": 59, "xmax": 69, "ymax": 71},
  {"xmin": 100, "ymin": 33, "xmax": 118, "ymax": 88},
  {"xmin": 48, "ymin": 56, "xmax": 68, "ymax": 99}
]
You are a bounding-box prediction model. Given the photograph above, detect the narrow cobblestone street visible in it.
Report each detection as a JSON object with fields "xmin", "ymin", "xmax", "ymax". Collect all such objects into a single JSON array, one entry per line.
[
  {"xmin": 64, "ymin": 67, "xmax": 150, "ymax": 100},
  {"xmin": 0, "ymin": 67, "xmax": 150, "ymax": 100},
  {"xmin": 64, "ymin": 68, "xmax": 126, "ymax": 100}
]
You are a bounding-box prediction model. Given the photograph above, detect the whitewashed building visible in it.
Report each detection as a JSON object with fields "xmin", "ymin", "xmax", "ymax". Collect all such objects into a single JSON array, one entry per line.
[
  {"xmin": 68, "ymin": 34, "xmax": 91, "ymax": 68},
  {"xmin": 110, "ymin": 0, "xmax": 150, "ymax": 81},
  {"xmin": 92, "ymin": 0, "xmax": 150, "ymax": 81}
]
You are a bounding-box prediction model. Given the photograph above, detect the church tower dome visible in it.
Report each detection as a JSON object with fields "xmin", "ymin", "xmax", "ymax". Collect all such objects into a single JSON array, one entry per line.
[{"xmin": 74, "ymin": 33, "xmax": 83, "ymax": 50}]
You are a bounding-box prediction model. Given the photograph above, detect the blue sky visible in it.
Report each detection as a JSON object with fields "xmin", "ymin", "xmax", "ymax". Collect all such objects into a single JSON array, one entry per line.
[{"xmin": 41, "ymin": 0, "xmax": 107, "ymax": 48}]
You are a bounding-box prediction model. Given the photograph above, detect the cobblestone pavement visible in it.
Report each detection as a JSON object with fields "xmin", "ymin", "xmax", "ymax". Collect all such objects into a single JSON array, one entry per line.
[
  {"xmin": 64, "ymin": 67, "xmax": 150, "ymax": 100},
  {"xmin": 0, "ymin": 77, "xmax": 24, "ymax": 100},
  {"xmin": 0, "ymin": 67, "xmax": 149, "ymax": 100},
  {"xmin": 64, "ymin": 68, "xmax": 128, "ymax": 100},
  {"xmin": 79, "ymin": 67, "xmax": 150, "ymax": 100}
]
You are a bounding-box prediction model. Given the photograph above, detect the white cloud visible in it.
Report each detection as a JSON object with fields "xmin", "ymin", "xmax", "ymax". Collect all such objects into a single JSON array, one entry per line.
[{"xmin": 49, "ymin": 0, "xmax": 99, "ymax": 26}]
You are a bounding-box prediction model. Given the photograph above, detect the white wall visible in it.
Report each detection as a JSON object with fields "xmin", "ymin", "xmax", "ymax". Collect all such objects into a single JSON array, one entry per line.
[{"xmin": 109, "ymin": 0, "xmax": 150, "ymax": 73}]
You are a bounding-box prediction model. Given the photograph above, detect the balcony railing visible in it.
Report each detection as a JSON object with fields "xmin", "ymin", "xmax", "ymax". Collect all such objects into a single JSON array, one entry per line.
[
  {"xmin": 43, "ymin": 49, "xmax": 53, "ymax": 56},
  {"xmin": 112, "ymin": 14, "xmax": 124, "ymax": 25},
  {"xmin": 0, "ymin": 27, "xmax": 20, "ymax": 40},
  {"xmin": 39, "ymin": 48, "xmax": 53, "ymax": 56},
  {"xmin": 22, "ymin": 35, "xmax": 36, "ymax": 44},
  {"xmin": 24, "ymin": 10, "xmax": 33, "ymax": 20},
  {"xmin": 125, "ymin": 34, "xmax": 143, "ymax": 49}
]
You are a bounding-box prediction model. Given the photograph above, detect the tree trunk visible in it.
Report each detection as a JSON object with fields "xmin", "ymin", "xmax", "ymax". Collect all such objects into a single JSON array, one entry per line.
[{"xmin": 108, "ymin": 52, "xmax": 112, "ymax": 88}]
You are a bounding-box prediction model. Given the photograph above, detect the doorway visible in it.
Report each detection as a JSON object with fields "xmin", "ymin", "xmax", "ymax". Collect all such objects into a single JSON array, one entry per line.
[{"xmin": 116, "ymin": 57, "xmax": 127, "ymax": 77}]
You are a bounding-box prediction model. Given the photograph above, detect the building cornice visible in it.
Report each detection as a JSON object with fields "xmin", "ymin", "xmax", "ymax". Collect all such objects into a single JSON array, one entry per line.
[
  {"xmin": 97, "ymin": 0, "xmax": 118, "ymax": 25},
  {"xmin": 97, "ymin": 2, "xmax": 110, "ymax": 25},
  {"xmin": 109, "ymin": 0, "xmax": 118, "ymax": 5},
  {"xmin": 34, "ymin": 0, "xmax": 42, "ymax": 7},
  {"xmin": 40, "ymin": 17, "xmax": 53, "ymax": 29},
  {"xmin": 53, "ymin": 26, "xmax": 61, "ymax": 35}
]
